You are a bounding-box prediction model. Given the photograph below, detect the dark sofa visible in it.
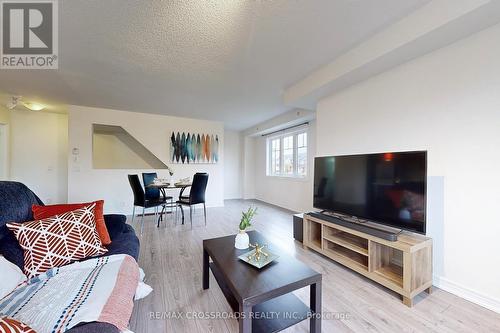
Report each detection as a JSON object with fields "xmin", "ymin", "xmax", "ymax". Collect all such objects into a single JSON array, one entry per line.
[{"xmin": 0, "ymin": 181, "xmax": 140, "ymax": 333}]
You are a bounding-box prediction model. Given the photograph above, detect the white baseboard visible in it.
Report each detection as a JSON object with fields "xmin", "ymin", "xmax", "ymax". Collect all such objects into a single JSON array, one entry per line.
[{"xmin": 433, "ymin": 275, "xmax": 500, "ymax": 314}]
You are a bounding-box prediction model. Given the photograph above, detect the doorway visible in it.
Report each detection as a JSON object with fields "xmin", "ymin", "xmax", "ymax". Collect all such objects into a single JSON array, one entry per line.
[{"xmin": 0, "ymin": 124, "xmax": 9, "ymax": 180}]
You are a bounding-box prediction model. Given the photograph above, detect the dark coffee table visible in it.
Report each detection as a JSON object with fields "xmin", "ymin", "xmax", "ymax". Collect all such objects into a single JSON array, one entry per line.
[{"xmin": 203, "ymin": 231, "xmax": 322, "ymax": 333}]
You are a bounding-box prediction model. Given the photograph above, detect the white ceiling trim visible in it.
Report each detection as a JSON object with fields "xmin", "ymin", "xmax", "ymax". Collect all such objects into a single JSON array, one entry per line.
[{"xmin": 243, "ymin": 108, "xmax": 315, "ymax": 137}]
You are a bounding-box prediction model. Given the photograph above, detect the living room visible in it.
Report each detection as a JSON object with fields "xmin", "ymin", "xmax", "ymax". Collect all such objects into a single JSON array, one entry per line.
[{"xmin": 1, "ymin": 1, "xmax": 500, "ymax": 332}]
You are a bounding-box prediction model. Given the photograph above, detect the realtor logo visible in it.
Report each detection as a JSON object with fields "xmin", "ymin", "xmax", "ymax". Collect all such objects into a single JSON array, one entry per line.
[{"xmin": 1, "ymin": 0, "xmax": 58, "ymax": 69}]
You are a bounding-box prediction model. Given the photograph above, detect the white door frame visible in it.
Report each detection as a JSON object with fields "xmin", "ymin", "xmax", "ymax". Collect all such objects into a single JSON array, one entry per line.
[{"xmin": 0, "ymin": 123, "xmax": 9, "ymax": 180}]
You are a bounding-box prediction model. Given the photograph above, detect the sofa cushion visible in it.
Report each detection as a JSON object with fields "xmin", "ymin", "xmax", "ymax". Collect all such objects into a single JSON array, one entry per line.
[
  {"xmin": 32, "ymin": 200, "xmax": 111, "ymax": 245},
  {"xmin": 1, "ymin": 216, "xmax": 139, "ymax": 271},
  {"xmin": 0, "ymin": 232, "xmax": 24, "ymax": 270},
  {"xmin": 102, "ymin": 224, "xmax": 140, "ymax": 260},
  {"xmin": 66, "ymin": 322, "xmax": 120, "ymax": 333},
  {"xmin": 0, "ymin": 182, "xmax": 42, "ymax": 235},
  {"xmin": 7, "ymin": 204, "xmax": 107, "ymax": 278},
  {"xmin": 104, "ymin": 214, "xmax": 127, "ymax": 239}
]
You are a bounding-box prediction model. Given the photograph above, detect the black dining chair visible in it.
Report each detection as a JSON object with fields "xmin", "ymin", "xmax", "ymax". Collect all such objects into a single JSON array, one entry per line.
[
  {"xmin": 128, "ymin": 174, "xmax": 166, "ymax": 234},
  {"xmin": 142, "ymin": 172, "xmax": 173, "ymax": 223},
  {"xmin": 176, "ymin": 173, "xmax": 208, "ymax": 228},
  {"xmin": 143, "ymin": 172, "xmax": 161, "ymax": 200}
]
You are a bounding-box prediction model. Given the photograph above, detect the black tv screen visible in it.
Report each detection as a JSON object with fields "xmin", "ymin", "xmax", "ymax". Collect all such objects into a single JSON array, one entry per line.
[{"xmin": 314, "ymin": 151, "xmax": 427, "ymax": 234}]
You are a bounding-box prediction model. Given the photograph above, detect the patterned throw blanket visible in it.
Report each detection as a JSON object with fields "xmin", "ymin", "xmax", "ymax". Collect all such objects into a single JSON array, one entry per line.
[{"xmin": 0, "ymin": 254, "xmax": 139, "ymax": 333}]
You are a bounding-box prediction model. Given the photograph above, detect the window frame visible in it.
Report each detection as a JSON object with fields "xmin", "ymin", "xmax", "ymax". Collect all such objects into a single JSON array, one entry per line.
[{"xmin": 266, "ymin": 128, "xmax": 309, "ymax": 179}]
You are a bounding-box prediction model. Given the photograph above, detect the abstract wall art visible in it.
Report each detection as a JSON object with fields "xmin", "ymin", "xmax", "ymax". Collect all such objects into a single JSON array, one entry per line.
[{"xmin": 170, "ymin": 132, "xmax": 219, "ymax": 164}]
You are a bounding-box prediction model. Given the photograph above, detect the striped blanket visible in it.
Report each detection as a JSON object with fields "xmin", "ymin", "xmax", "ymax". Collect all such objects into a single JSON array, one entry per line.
[{"xmin": 0, "ymin": 254, "xmax": 139, "ymax": 333}]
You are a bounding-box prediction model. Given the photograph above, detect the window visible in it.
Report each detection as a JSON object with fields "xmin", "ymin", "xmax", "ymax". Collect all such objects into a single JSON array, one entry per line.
[
  {"xmin": 267, "ymin": 130, "xmax": 308, "ymax": 178},
  {"xmin": 283, "ymin": 135, "xmax": 294, "ymax": 175},
  {"xmin": 270, "ymin": 138, "xmax": 280, "ymax": 174},
  {"xmin": 297, "ymin": 132, "xmax": 307, "ymax": 176}
]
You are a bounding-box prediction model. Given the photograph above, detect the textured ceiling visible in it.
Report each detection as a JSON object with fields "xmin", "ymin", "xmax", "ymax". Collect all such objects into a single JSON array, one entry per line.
[{"xmin": 0, "ymin": 0, "xmax": 429, "ymax": 129}]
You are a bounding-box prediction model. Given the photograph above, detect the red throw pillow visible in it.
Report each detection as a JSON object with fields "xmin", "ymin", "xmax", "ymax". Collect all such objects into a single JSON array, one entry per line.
[
  {"xmin": 7, "ymin": 204, "xmax": 107, "ymax": 279},
  {"xmin": 32, "ymin": 200, "xmax": 111, "ymax": 245}
]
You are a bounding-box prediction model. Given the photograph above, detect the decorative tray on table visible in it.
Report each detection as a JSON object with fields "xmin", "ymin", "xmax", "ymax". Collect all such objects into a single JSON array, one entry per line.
[{"xmin": 238, "ymin": 243, "xmax": 279, "ymax": 269}]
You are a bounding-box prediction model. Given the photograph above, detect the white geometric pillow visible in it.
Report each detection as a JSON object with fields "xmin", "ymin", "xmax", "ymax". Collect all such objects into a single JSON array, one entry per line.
[{"xmin": 6, "ymin": 203, "xmax": 107, "ymax": 279}]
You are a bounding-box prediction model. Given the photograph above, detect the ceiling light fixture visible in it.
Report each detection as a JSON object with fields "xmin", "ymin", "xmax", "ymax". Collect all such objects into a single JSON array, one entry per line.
[{"xmin": 22, "ymin": 102, "xmax": 45, "ymax": 111}]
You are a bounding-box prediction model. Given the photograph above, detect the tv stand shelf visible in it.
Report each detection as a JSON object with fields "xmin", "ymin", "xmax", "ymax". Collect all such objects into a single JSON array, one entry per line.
[{"xmin": 303, "ymin": 213, "xmax": 432, "ymax": 307}]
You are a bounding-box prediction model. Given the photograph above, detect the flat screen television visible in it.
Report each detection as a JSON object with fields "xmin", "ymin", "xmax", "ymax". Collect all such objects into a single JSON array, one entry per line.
[{"xmin": 313, "ymin": 151, "xmax": 427, "ymax": 234}]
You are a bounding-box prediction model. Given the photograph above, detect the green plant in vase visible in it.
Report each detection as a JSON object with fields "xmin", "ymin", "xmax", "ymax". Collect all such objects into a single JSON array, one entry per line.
[
  {"xmin": 235, "ymin": 207, "xmax": 258, "ymax": 249},
  {"xmin": 239, "ymin": 207, "xmax": 257, "ymax": 231}
]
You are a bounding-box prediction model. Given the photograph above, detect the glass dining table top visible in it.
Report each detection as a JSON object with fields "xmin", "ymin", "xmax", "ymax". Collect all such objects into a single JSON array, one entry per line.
[{"xmin": 146, "ymin": 182, "xmax": 191, "ymax": 189}]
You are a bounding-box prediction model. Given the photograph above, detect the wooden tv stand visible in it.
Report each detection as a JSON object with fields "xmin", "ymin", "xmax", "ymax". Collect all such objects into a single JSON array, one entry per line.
[{"xmin": 303, "ymin": 213, "xmax": 432, "ymax": 307}]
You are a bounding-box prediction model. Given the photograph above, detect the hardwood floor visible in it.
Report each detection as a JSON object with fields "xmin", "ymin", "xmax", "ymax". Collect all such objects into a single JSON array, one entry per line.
[{"xmin": 129, "ymin": 200, "xmax": 500, "ymax": 332}]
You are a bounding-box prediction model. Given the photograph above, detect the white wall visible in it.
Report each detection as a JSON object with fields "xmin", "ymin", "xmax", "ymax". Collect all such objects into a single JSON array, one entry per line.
[
  {"xmin": 223, "ymin": 130, "xmax": 243, "ymax": 199},
  {"xmin": 316, "ymin": 23, "xmax": 500, "ymax": 312},
  {"xmin": 0, "ymin": 124, "xmax": 8, "ymax": 180},
  {"xmin": 9, "ymin": 110, "xmax": 68, "ymax": 203},
  {"xmin": 0, "ymin": 105, "xmax": 9, "ymax": 124},
  {"xmin": 242, "ymin": 136, "xmax": 256, "ymax": 199},
  {"xmin": 253, "ymin": 122, "xmax": 316, "ymax": 212},
  {"xmin": 93, "ymin": 132, "xmax": 159, "ymax": 169},
  {"xmin": 68, "ymin": 105, "xmax": 224, "ymax": 214},
  {"xmin": 0, "ymin": 106, "xmax": 10, "ymax": 180}
]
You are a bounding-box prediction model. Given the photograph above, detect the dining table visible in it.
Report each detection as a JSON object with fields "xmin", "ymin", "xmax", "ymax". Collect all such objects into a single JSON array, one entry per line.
[{"xmin": 146, "ymin": 182, "xmax": 192, "ymax": 227}]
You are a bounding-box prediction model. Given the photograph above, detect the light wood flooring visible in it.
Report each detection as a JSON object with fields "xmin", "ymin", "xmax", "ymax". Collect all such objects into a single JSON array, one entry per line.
[{"xmin": 129, "ymin": 199, "xmax": 500, "ymax": 332}]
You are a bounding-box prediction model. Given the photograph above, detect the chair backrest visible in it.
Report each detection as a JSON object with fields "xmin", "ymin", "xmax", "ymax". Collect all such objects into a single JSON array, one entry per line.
[
  {"xmin": 142, "ymin": 172, "xmax": 159, "ymax": 200},
  {"xmin": 128, "ymin": 174, "xmax": 145, "ymax": 206},
  {"xmin": 189, "ymin": 173, "xmax": 208, "ymax": 205}
]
